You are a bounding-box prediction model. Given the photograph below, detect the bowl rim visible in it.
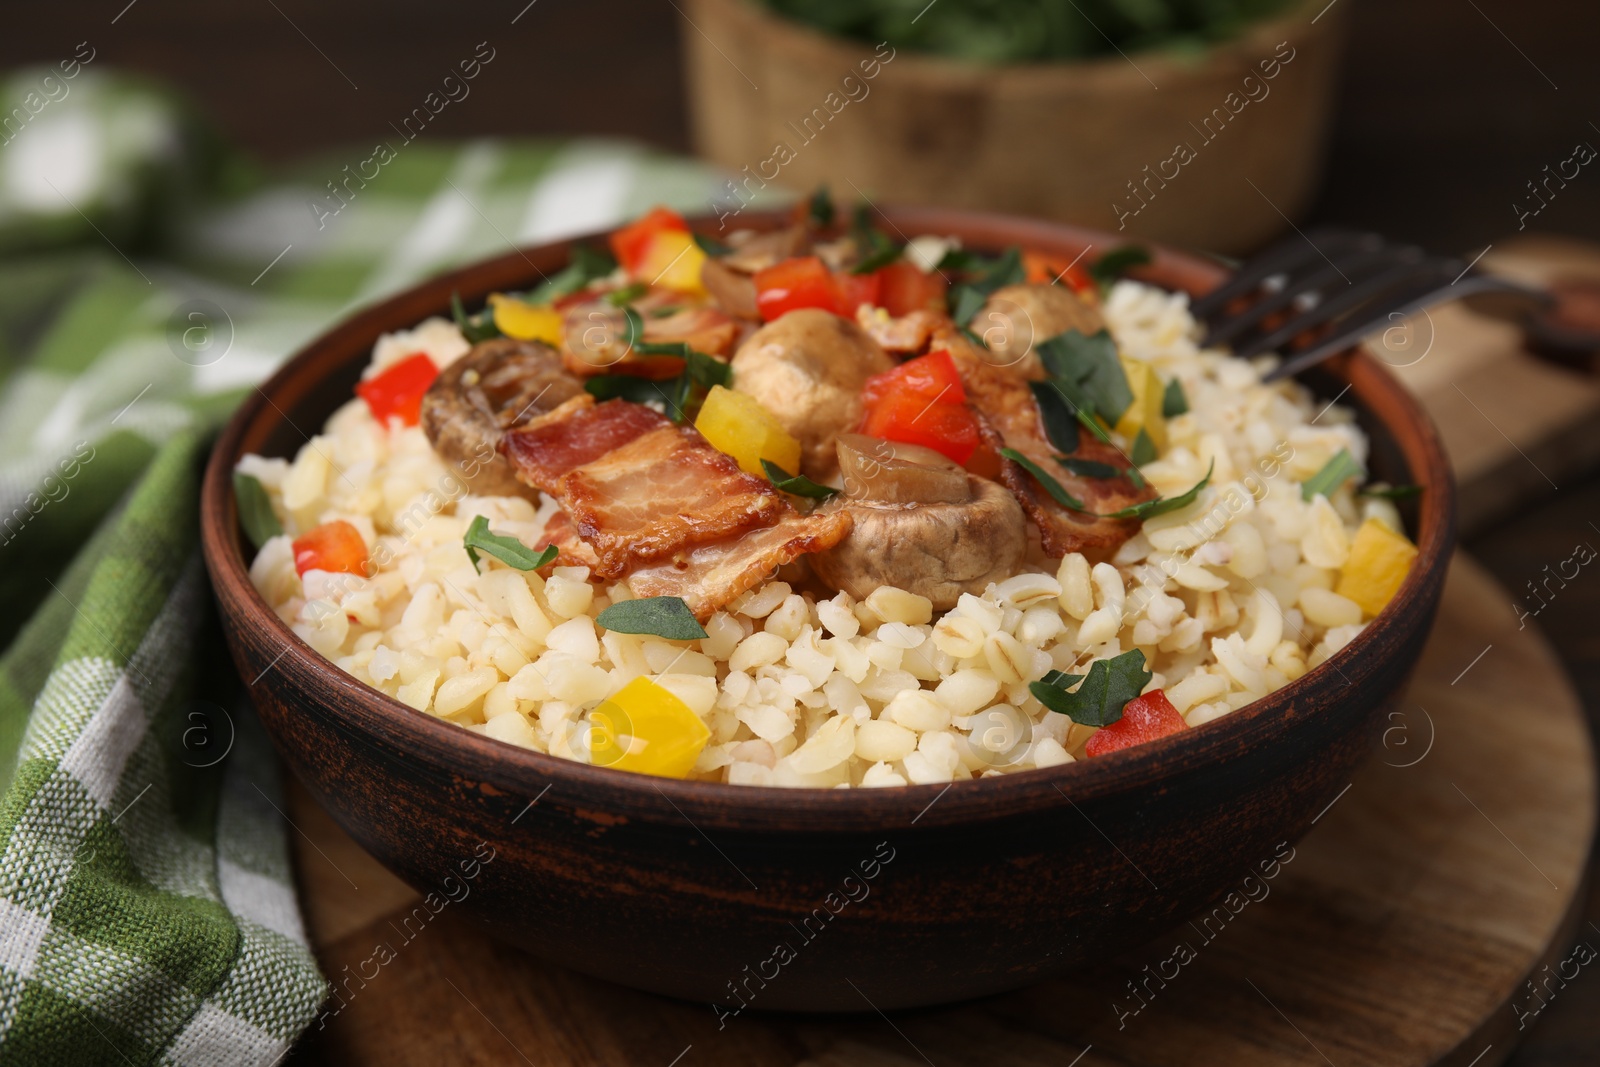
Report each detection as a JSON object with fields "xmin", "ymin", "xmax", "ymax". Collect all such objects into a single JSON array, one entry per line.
[{"xmin": 200, "ymin": 206, "xmax": 1457, "ymax": 829}]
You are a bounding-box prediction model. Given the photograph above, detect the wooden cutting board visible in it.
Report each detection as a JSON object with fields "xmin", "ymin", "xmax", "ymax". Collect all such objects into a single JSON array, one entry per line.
[
  {"xmin": 1390, "ymin": 233, "xmax": 1600, "ymax": 534},
  {"xmin": 283, "ymin": 553, "xmax": 1597, "ymax": 1066}
]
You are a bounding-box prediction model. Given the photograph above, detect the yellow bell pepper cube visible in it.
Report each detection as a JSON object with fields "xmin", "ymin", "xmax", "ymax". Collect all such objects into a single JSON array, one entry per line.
[
  {"xmin": 1112, "ymin": 356, "xmax": 1168, "ymax": 453},
  {"xmin": 634, "ymin": 229, "xmax": 707, "ymax": 295},
  {"xmin": 589, "ymin": 676, "xmax": 711, "ymax": 779},
  {"xmin": 489, "ymin": 294, "xmax": 564, "ymax": 346},
  {"xmin": 1336, "ymin": 517, "xmax": 1419, "ymax": 618},
  {"xmin": 694, "ymin": 385, "xmax": 803, "ymax": 478}
]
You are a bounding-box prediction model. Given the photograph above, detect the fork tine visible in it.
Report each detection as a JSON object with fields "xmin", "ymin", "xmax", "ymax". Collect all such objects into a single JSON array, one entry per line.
[
  {"xmin": 1205, "ymin": 246, "xmax": 1406, "ymax": 347},
  {"xmin": 1234, "ymin": 258, "xmax": 1449, "ymax": 359},
  {"xmin": 1190, "ymin": 229, "xmax": 1379, "ymax": 319},
  {"xmin": 1261, "ymin": 274, "xmax": 1543, "ymax": 382}
]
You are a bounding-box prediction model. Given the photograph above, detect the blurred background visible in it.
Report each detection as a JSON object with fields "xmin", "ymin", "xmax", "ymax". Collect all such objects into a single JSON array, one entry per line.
[
  {"xmin": 4, "ymin": 1, "xmax": 1599, "ymax": 1063},
  {"xmin": 3, "ymin": 0, "xmax": 1597, "ymax": 248}
]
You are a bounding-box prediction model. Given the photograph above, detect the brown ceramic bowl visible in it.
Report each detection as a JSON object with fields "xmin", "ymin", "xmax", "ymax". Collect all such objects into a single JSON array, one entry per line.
[{"xmin": 200, "ymin": 208, "xmax": 1456, "ymax": 1012}]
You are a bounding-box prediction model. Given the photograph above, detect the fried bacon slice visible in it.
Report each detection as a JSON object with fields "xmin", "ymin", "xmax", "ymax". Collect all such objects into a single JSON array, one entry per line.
[
  {"xmin": 941, "ymin": 330, "xmax": 1155, "ymax": 559},
  {"xmin": 536, "ymin": 511, "xmax": 600, "ymax": 570},
  {"xmin": 560, "ymin": 425, "xmax": 789, "ymax": 577},
  {"xmin": 502, "ymin": 398, "xmax": 790, "ymax": 580},
  {"xmin": 627, "ymin": 510, "xmax": 854, "ymax": 621},
  {"xmin": 501, "ymin": 396, "xmax": 668, "ymax": 492}
]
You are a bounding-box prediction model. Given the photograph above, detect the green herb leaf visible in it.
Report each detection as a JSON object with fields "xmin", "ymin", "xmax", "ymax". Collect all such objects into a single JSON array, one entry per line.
[
  {"xmin": 1125, "ymin": 466, "xmax": 1148, "ymax": 490},
  {"xmin": 1101, "ymin": 461, "xmax": 1214, "ymax": 520},
  {"xmin": 1058, "ymin": 457, "xmax": 1119, "ymax": 478},
  {"xmin": 935, "ymin": 248, "xmax": 985, "ymax": 272},
  {"xmin": 1089, "ymin": 244, "xmax": 1152, "ymax": 284},
  {"xmin": 852, "ymin": 238, "xmax": 902, "ymax": 275},
  {"xmin": 463, "ymin": 515, "xmax": 557, "ymax": 573},
  {"xmin": 596, "ymin": 596, "xmax": 709, "ymax": 641},
  {"xmin": 1358, "ymin": 483, "xmax": 1423, "ymax": 500},
  {"xmin": 1000, "ymin": 448, "xmax": 1087, "ymax": 511},
  {"xmin": 958, "ymin": 325, "xmax": 989, "ymax": 350},
  {"xmin": 1302, "ymin": 448, "xmax": 1364, "ymax": 502},
  {"xmin": 1036, "ymin": 330, "xmax": 1133, "ymax": 426},
  {"xmin": 1029, "ymin": 649, "xmax": 1152, "ymax": 727},
  {"xmin": 585, "ymin": 374, "xmax": 684, "ymax": 408},
  {"xmin": 760, "ymin": 459, "xmax": 839, "ymax": 498},
  {"xmin": 808, "ymin": 186, "xmax": 836, "ymax": 228},
  {"xmin": 694, "ymin": 232, "xmax": 732, "ymax": 256},
  {"xmin": 524, "ymin": 244, "xmax": 617, "ymax": 305},
  {"xmin": 946, "ymin": 246, "xmax": 1025, "ymax": 325},
  {"xmin": 606, "ymin": 282, "xmax": 649, "ymax": 306},
  {"xmin": 1029, "ymin": 380, "xmax": 1081, "ymax": 454},
  {"xmin": 232, "ymin": 471, "xmax": 282, "ymax": 550},
  {"xmin": 1162, "ymin": 377, "xmax": 1189, "ymax": 418},
  {"xmin": 618, "ymin": 307, "xmax": 732, "ymax": 390},
  {"xmin": 950, "ymin": 285, "xmax": 988, "ymax": 327},
  {"xmin": 1131, "ymin": 427, "xmax": 1158, "ymax": 466},
  {"xmin": 686, "ymin": 350, "xmax": 733, "ymax": 389},
  {"xmin": 451, "ymin": 291, "xmax": 501, "ymax": 343}
]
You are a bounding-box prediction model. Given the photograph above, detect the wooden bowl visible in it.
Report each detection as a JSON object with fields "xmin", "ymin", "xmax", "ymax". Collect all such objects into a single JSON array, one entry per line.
[
  {"xmin": 683, "ymin": 0, "xmax": 1349, "ymax": 256},
  {"xmin": 200, "ymin": 208, "xmax": 1456, "ymax": 1012}
]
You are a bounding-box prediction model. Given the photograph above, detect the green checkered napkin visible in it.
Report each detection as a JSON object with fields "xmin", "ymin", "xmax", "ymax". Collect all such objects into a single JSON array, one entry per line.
[{"xmin": 0, "ymin": 71, "xmax": 748, "ymax": 1064}]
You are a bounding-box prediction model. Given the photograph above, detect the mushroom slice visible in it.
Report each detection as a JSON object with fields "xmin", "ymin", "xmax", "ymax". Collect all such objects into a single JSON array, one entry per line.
[
  {"xmin": 835, "ymin": 434, "xmax": 969, "ymax": 504},
  {"xmin": 702, "ymin": 258, "xmax": 758, "ymax": 319},
  {"xmin": 729, "ymin": 309, "xmax": 894, "ymax": 479},
  {"xmin": 975, "ymin": 283, "xmax": 1107, "ymax": 376},
  {"xmin": 811, "ymin": 436, "xmax": 1028, "ymax": 611},
  {"xmin": 420, "ymin": 336, "xmax": 585, "ymax": 494},
  {"xmin": 721, "ymin": 225, "xmax": 809, "ymax": 273}
]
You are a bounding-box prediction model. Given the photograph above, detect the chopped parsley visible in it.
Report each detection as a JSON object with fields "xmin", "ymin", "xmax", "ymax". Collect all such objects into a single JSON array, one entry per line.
[
  {"xmin": 1101, "ymin": 461, "xmax": 1213, "ymax": 520},
  {"xmin": 1030, "ymin": 649, "xmax": 1153, "ymax": 727},
  {"xmin": 1035, "ymin": 330, "xmax": 1133, "ymax": 428},
  {"xmin": 946, "ymin": 246, "xmax": 1026, "ymax": 326},
  {"xmin": 1130, "ymin": 427, "xmax": 1158, "ymax": 466},
  {"xmin": 760, "ymin": 459, "xmax": 839, "ymax": 498},
  {"xmin": 693, "ymin": 232, "xmax": 733, "ymax": 256},
  {"xmin": 1089, "ymin": 244, "xmax": 1152, "ymax": 284},
  {"xmin": 808, "ymin": 185, "xmax": 836, "ymax": 228},
  {"xmin": 463, "ymin": 515, "xmax": 558, "ymax": 573},
  {"xmin": 589, "ymin": 308, "xmax": 733, "ymax": 421},
  {"xmin": 1058, "ymin": 457, "xmax": 1119, "ymax": 479},
  {"xmin": 596, "ymin": 596, "xmax": 709, "ymax": 641},
  {"xmin": 1028, "ymin": 380, "xmax": 1081, "ymax": 454},
  {"xmin": 999, "ymin": 449, "xmax": 1086, "ymax": 511},
  {"xmin": 525, "ymin": 244, "xmax": 617, "ymax": 305},
  {"xmin": 1359, "ymin": 483, "xmax": 1423, "ymax": 500},
  {"xmin": 1162, "ymin": 377, "xmax": 1189, "ymax": 418},
  {"xmin": 450, "ymin": 291, "xmax": 500, "ymax": 343},
  {"xmin": 1002, "ymin": 450, "xmax": 1212, "ymax": 523},
  {"xmin": 232, "ymin": 472, "xmax": 281, "ymax": 551},
  {"xmin": 606, "ymin": 282, "xmax": 649, "ymax": 306},
  {"xmin": 1301, "ymin": 448, "xmax": 1364, "ymax": 502}
]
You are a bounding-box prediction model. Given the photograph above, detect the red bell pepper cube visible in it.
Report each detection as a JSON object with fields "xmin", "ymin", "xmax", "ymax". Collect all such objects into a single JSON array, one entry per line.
[
  {"xmin": 355, "ymin": 353, "xmax": 438, "ymax": 427},
  {"xmin": 753, "ymin": 256, "xmax": 844, "ymax": 321},
  {"xmin": 610, "ymin": 206, "xmax": 690, "ymax": 274},
  {"xmin": 1084, "ymin": 689, "xmax": 1188, "ymax": 757},
  {"xmin": 292, "ymin": 520, "xmax": 369, "ymax": 578}
]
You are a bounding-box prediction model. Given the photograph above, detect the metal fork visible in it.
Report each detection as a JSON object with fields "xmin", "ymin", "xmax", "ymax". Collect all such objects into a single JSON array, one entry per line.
[{"xmin": 1189, "ymin": 228, "xmax": 1547, "ymax": 382}]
